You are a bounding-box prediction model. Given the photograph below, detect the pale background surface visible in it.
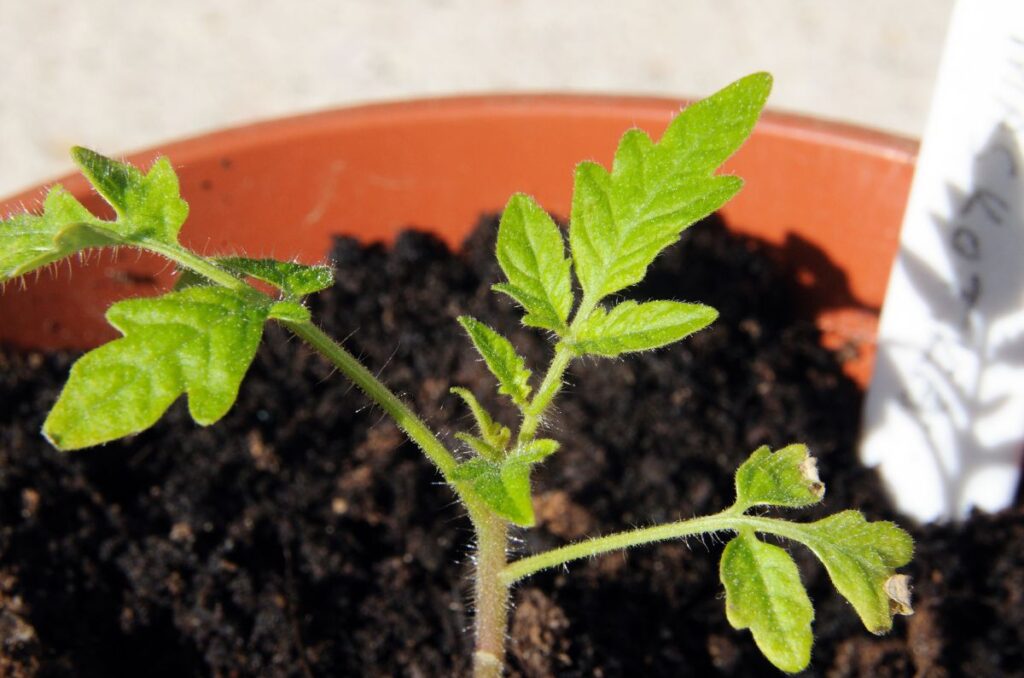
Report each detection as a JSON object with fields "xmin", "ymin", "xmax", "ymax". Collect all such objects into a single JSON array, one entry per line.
[{"xmin": 1, "ymin": 0, "xmax": 954, "ymax": 198}]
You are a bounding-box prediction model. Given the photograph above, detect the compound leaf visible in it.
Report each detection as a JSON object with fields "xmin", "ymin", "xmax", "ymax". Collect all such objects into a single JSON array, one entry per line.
[
  {"xmin": 569, "ymin": 72, "xmax": 771, "ymax": 301},
  {"xmin": 0, "ymin": 186, "xmax": 112, "ymax": 282},
  {"xmin": 721, "ymin": 529, "xmax": 814, "ymax": 673},
  {"xmin": 568, "ymin": 300, "xmax": 717, "ymax": 357},
  {"xmin": 72, "ymin": 147, "xmax": 188, "ymax": 244},
  {"xmin": 734, "ymin": 444, "xmax": 825, "ymax": 511},
  {"xmin": 2, "ymin": 148, "xmax": 190, "ymax": 283},
  {"xmin": 798, "ymin": 511, "xmax": 914, "ymax": 634},
  {"xmin": 458, "ymin": 316, "xmax": 532, "ymax": 406},
  {"xmin": 493, "ymin": 193, "xmax": 573, "ymax": 332},
  {"xmin": 43, "ymin": 286, "xmax": 270, "ymax": 450}
]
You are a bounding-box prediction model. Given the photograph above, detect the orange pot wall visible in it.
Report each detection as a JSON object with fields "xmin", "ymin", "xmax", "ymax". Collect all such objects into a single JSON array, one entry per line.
[{"xmin": 0, "ymin": 95, "xmax": 916, "ymax": 385}]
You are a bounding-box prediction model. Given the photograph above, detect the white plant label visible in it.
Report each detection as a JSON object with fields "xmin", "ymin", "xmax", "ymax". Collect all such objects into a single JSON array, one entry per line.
[{"xmin": 862, "ymin": 0, "xmax": 1024, "ymax": 522}]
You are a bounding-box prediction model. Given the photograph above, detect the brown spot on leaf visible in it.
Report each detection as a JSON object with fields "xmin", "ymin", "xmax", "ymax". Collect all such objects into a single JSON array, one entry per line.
[
  {"xmin": 885, "ymin": 574, "xmax": 914, "ymax": 616},
  {"xmin": 800, "ymin": 453, "xmax": 825, "ymax": 498}
]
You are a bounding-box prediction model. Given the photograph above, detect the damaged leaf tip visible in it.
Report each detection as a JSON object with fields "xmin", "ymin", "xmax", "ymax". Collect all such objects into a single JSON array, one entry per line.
[
  {"xmin": 734, "ymin": 443, "xmax": 826, "ymax": 510},
  {"xmin": 799, "ymin": 453, "xmax": 825, "ymax": 499},
  {"xmin": 884, "ymin": 574, "xmax": 914, "ymax": 617}
]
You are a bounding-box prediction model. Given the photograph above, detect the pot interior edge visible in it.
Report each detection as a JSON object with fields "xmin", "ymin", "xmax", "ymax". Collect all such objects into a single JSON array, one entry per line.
[{"xmin": 0, "ymin": 95, "xmax": 917, "ymax": 387}]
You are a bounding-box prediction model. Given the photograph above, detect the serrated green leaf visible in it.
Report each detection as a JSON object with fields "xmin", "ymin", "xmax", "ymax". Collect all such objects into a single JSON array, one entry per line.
[
  {"xmin": 797, "ymin": 511, "xmax": 914, "ymax": 633},
  {"xmin": 569, "ymin": 72, "xmax": 771, "ymax": 301},
  {"xmin": 734, "ymin": 444, "xmax": 825, "ymax": 511},
  {"xmin": 0, "ymin": 186, "xmax": 110, "ymax": 281},
  {"xmin": 721, "ymin": 529, "xmax": 814, "ymax": 673},
  {"xmin": 492, "ymin": 193, "xmax": 573, "ymax": 333},
  {"xmin": 568, "ymin": 300, "xmax": 717, "ymax": 357},
  {"xmin": 72, "ymin": 147, "xmax": 188, "ymax": 244},
  {"xmin": 450, "ymin": 386, "xmax": 511, "ymax": 450},
  {"xmin": 452, "ymin": 457, "xmax": 535, "ymax": 526},
  {"xmin": 43, "ymin": 286, "xmax": 269, "ymax": 450},
  {"xmin": 458, "ymin": 316, "xmax": 532, "ymax": 406},
  {"xmin": 216, "ymin": 257, "xmax": 334, "ymax": 297},
  {"xmin": 2, "ymin": 148, "xmax": 192, "ymax": 283}
]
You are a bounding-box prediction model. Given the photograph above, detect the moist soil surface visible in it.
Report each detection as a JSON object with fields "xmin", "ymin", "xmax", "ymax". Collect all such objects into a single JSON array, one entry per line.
[{"xmin": 1, "ymin": 216, "xmax": 1022, "ymax": 677}]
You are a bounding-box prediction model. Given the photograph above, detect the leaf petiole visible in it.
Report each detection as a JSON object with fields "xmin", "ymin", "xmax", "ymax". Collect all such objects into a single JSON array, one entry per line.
[
  {"xmin": 499, "ymin": 511, "xmax": 909, "ymax": 594},
  {"xmin": 281, "ymin": 319, "xmax": 460, "ymax": 481},
  {"xmin": 499, "ymin": 508, "xmax": 741, "ymax": 586},
  {"xmin": 513, "ymin": 293, "xmax": 599, "ymax": 445}
]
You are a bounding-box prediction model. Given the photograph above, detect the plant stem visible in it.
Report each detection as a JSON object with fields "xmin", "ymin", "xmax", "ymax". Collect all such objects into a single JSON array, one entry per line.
[
  {"xmin": 143, "ymin": 240, "xmax": 255, "ymax": 295},
  {"xmin": 143, "ymin": 235, "xmax": 512, "ymax": 670},
  {"xmin": 515, "ymin": 294, "xmax": 598, "ymax": 445},
  {"xmin": 517, "ymin": 344, "xmax": 572, "ymax": 444},
  {"xmin": 141, "ymin": 241, "xmax": 461, "ymax": 479},
  {"xmin": 290, "ymin": 318, "xmax": 512, "ymax": 674},
  {"xmin": 283, "ymin": 319, "xmax": 459, "ymax": 480},
  {"xmin": 498, "ymin": 511, "xmax": 820, "ymax": 586},
  {"xmin": 469, "ymin": 504, "xmax": 510, "ymax": 678}
]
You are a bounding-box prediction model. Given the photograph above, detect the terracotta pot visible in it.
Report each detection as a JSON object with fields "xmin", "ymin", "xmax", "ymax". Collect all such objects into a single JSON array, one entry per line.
[{"xmin": 0, "ymin": 95, "xmax": 916, "ymax": 386}]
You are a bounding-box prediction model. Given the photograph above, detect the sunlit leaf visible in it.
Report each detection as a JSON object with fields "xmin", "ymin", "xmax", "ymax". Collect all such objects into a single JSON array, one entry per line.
[
  {"xmin": 493, "ymin": 193, "xmax": 574, "ymax": 332},
  {"xmin": 797, "ymin": 511, "xmax": 914, "ymax": 634},
  {"xmin": 734, "ymin": 444, "xmax": 825, "ymax": 511},
  {"xmin": 458, "ymin": 316, "xmax": 532, "ymax": 406},
  {"xmin": 72, "ymin": 147, "xmax": 188, "ymax": 244},
  {"xmin": 568, "ymin": 300, "xmax": 717, "ymax": 357},
  {"xmin": 2, "ymin": 148, "xmax": 190, "ymax": 282},
  {"xmin": 0, "ymin": 187, "xmax": 111, "ymax": 281},
  {"xmin": 721, "ymin": 529, "xmax": 814, "ymax": 673},
  {"xmin": 569, "ymin": 73, "xmax": 771, "ymax": 302},
  {"xmin": 43, "ymin": 286, "xmax": 270, "ymax": 450}
]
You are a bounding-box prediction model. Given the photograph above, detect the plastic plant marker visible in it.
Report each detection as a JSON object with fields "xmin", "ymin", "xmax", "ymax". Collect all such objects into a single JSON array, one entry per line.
[{"xmin": 862, "ymin": 0, "xmax": 1024, "ymax": 522}]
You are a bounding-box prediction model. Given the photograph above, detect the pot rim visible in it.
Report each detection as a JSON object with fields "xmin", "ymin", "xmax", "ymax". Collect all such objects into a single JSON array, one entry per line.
[
  {"xmin": 3, "ymin": 93, "xmax": 917, "ymax": 203},
  {"xmin": 0, "ymin": 93, "xmax": 918, "ymax": 388}
]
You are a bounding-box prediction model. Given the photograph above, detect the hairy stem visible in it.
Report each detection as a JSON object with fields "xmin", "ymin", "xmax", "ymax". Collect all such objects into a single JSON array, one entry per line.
[
  {"xmin": 141, "ymin": 241, "xmax": 461, "ymax": 480},
  {"xmin": 517, "ymin": 345, "xmax": 572, "ymax": 444},
  {"xmin": 283, "ymin": 319, "xmax": 459, "ymax": 480},
  {"xmin": 515, "ymin": 294, "xmax": 599, "ymax": 445},
  {"xmin": 469, "ymin": 504, "xmax": 511, "ymax": 678},
  {"xmin": 143, "ymin": 239, "xmax": 255, "ymax": 295},
  {"xmin": 149, "ymin": 238, "xmax": 511, "ymax": 670},
  {"xmin": 497, "ymin": 510, "xmax": 825, "ymax": 586}
]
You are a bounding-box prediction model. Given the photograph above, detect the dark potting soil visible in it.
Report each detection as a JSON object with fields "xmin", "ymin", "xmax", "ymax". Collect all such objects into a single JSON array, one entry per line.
[{"xmin": 1, "ymin": 215, "xmax": 1022, "ymax": 677}]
